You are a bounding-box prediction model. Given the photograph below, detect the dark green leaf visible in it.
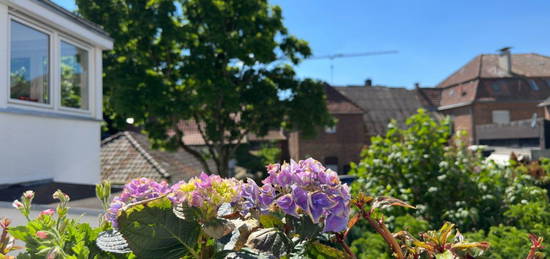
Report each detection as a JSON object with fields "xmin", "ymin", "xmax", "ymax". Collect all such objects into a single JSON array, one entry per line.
[
  {"xmin": 245, "ymin": 228, "xmax": 292, "ymax": 258},
  {"xmin": 118, "ymin": 198, "xmax": 201, "ymax": 259}
]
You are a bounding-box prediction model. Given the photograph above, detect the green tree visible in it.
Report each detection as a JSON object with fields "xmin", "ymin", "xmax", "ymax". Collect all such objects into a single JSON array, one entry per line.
[{"xmin": 76, "ymin": 0, "xmax": 332, "ymax": 176}]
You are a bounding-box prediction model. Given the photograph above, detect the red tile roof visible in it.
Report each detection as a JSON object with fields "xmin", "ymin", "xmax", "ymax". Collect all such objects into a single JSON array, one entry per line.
[
  {"xmin": 437, "ymin": 54, "xmax": 550, "ymax": 88},
  {"xmin": 101, "ymin": 131, "xmax": 208, "ymax": 184}
]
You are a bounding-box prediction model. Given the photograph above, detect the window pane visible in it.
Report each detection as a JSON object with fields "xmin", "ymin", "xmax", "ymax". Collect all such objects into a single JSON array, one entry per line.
[
  {"xmin": 10, "ymin": 20, "xmax": 50, "ymax": 104},
  {"xmin": 61, "ymin": 41, "xmax": 89, "ymax": 109}
]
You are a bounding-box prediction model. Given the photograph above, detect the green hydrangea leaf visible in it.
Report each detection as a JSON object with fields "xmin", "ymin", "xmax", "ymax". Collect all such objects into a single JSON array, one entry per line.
[{"xmin": 117, "ymin": 197, "xmax": 201, "ymax": 259}]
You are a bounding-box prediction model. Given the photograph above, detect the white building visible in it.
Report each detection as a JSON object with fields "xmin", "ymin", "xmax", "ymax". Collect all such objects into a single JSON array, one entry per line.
[{"xmin": 0, "ymin": 0, "xmax": 113, "ymax": 185}]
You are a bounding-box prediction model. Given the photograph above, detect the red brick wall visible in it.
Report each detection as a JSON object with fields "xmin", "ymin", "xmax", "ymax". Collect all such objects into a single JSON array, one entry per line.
[
  {"xmin": 473, "ymin": 102, "xmax": 543, "ymax": 125},
  {"xmin": 442, "ymin": 106, "xmax": 474, "ymax": 143},
  {"xmin": 288, "ymin": 113, "xmax": 364, "ymax": 173}
]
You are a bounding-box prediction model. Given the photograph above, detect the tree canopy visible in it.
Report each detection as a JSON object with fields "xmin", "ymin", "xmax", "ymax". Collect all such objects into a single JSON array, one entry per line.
[{"xmin": 76, "ymin": 0, "xmax": 333, "ymax": 176}]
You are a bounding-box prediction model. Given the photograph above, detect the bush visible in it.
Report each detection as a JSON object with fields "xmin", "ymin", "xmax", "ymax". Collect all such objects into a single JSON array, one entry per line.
[{"xmin": 349, "ymin": 109, "xmax": 550, "ymax": 258}]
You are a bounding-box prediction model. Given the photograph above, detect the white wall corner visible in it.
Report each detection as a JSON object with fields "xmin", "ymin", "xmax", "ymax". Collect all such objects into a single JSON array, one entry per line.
[
  {"xmin": 0, "ymin": 3, "xmax": 8, "ymax": 109},
  {"xmin": 95, "ymin": 48, "xmax": 103, "ymax": 121}
]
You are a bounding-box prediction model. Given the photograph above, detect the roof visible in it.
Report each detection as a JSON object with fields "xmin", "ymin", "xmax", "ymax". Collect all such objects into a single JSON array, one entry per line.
[
  {"xmin": 325, "ymin": 85, "xmax": 364, "ymax": 114},
  {"xmin": 416, "ymin": 87, "xmax": 442, "ymax": 108},
  {"xmin": 177, "ymin": 120, "xmax": 286, "ymax": 146},
  {"xmin": 335, "ymin": 86, "xmax": 427, "ymax": 136},
  {"xmin": 33, "ymin": 0, "xmax": 112, "ymax": 40},
  {"xmin": 101, "ymin": 131, "xmax": 208, "ymax": 184},
  {"xmin": 437, "ymin": 54, "xmax": 550, "ymax": 88}
]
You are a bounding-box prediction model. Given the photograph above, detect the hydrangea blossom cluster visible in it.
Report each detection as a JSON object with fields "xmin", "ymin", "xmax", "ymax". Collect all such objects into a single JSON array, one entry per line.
[
  {"xmin": 169, "ymin": 173, "xmax": 242, "ymax": 219},
  {"xmin": 241, "ymin": 158, "xmax": 351, "ymax": 232},
  {"xmin": 106, "ymin": 178, "xmax": 170, "ymax": 227}
]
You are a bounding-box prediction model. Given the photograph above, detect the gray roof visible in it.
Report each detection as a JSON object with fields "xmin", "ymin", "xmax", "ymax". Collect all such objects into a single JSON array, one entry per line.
[
  {"xmin": 335, "ymin": 86, "xmax": 426, "ymax": 136},
  {"xmin": 101, "ymin": 131, "xmax": 212, "ymax": 185},
  {"xmin": 34, "ymin": 0, "xmax": 112, "ymax": 40}
]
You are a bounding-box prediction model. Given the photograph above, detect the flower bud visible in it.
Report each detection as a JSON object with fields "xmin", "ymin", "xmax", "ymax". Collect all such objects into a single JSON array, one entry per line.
[
  {"xmin": 0, "ymin": 217, "xmax": 11, "ymax": 228},
  {"xmin": 39, "ymin": 208, "xmax": 55, "ymax": 217},
  {"xmin": 12, "ymin": 200, "xmax": 23, "ymax": 209},
  {"xmin": 36, "ymin": 231, "xmax": 49, "ymax": 239},
  {"xmin": 23, "ymin": 190, "xmax": 35, "ymax": 200}
]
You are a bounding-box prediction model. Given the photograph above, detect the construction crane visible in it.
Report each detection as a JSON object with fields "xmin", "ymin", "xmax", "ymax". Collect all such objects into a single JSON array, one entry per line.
[{"xmin": 307, "ymin": 50, "xmax": 399, "ymax": 83}]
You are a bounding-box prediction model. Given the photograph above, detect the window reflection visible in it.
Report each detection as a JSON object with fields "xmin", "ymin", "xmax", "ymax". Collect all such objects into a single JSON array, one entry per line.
[
  {"xmin": 60, "ymin": 41, "xmax": 89, "ymax": 110},
  {"xmin": 10, "ymin": 20, "xmax": 50, "ymax": 104}
]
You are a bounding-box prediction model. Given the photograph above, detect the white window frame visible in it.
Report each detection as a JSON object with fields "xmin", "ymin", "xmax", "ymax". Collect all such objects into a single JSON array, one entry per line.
[
  {"xmin": 6, "ymin": 13, "xmax": 95, "ymax": 117},
  {"xmin": 57, "ymin": 35, "xmax": 93, "ymax": 114},
  {"xmin": 7, "ymin": 15, "xmax": 54, "ymax": 109}
]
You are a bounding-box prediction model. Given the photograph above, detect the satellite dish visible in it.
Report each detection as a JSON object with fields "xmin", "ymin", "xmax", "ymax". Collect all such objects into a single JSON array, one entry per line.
[{"xmin": 531, "ymin": 113, "xmax": 538, "ymax": 128}]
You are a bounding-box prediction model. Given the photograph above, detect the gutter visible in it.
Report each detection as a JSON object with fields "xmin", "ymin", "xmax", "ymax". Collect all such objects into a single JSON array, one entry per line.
[{"xmin": 437, "ymin": 101, "xmax": 474, "ymax": 111}]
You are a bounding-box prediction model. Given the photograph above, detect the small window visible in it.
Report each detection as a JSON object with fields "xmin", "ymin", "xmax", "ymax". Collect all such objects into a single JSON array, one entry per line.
[
  {"xmin": 448, "ymin": 89, "xmax": 455, "ymax": 96},
  {"xmin": 325, "ymin": 125, "xmax": 336, "ymax": 134},
  {"xmin": 492, "ymin": 110, "xmax": 510, "ymax": 124},
  {"xmin": 491, "ymin": 81, "xmax": 502, "ymax": 92},
  {"xmin": 9, "ymin": 20, "xmax": 50, "ymax": 104},
  {"xmin": 60, "ymin": 41, "xmax": 89, "ymax": 110},
  {"xmin": 528, "ymin": 79, "xmax": 540, "ymax": 91},
  {"xmin": 324, "ymin": 157, "xmax": 338, "ymax": 173}
]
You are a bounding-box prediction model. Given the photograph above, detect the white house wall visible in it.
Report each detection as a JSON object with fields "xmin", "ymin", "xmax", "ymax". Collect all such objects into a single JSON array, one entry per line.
[
  {"xmin": 0, "ymin": 112, "xmax": 101, "ymax": 185},
  {"xmin": 0, "ymin": 2, "xmax": 109, "ymax": 185}
]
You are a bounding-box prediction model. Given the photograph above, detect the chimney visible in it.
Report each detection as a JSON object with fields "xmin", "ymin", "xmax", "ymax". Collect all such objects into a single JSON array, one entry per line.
[
  {"xmin": 498, "ymin": 47, "xmax": 512, "ymax": 74},
  {"xmin": 364, "ymin": 78, "xmax": 372, "ymax": 87}
]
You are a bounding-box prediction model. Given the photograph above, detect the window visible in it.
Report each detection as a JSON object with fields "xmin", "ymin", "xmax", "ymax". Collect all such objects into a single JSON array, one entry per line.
[
  {"xmin": 491, "ymin": 81, "xmax": 502, "ymax": 92},
  {"xmin": 528, "ymin": 79, "xmax": 540, "ymax": 91},
  {"xmin": 60, "ymin": 41, "xmax": 89, "ymax": 110},
  {"xmin": 492, "ymin": 110, "xmax": 510, "ymax": 124},
  {"xmin": 324, "ymin": 156, "xmax": 339, "ymax": 173},
  {"xmin": 7, "ymin": 15, "xmax": 94, "ymax": 116},
  {"xmin": 9, "ymin": 20, "xmax": 50, "ymax": 104}
]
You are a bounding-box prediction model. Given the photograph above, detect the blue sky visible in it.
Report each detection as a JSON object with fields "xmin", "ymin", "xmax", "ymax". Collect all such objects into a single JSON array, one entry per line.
[{"xmin": 55, "ymin": 0, "xmax": 550, "ymax": 88}]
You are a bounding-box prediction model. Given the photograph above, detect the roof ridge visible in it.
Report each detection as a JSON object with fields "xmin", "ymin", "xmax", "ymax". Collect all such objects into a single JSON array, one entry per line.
[
  {"xmin": 436, "ymin": 55, "xmax": 482, "ymax": 87},
  {"xmin": 101, "ymin": 132, "xmax": 125, "ymax": 146},
  {"xmin": 123, "ymin": 132, "xmax": 171, "ymax": 180}
]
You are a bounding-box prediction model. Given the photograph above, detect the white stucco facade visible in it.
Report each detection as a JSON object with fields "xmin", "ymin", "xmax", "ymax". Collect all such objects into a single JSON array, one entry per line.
[{"xmin": 0, "ymin": 0, "xmax": 113, "ymax": 184}]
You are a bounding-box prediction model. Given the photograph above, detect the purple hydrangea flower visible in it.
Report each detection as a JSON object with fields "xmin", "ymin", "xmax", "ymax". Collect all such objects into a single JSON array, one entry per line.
[
  {"xmin": 106, "ymin": 178, "xmax": 170, "ymax": 228},
  {"xmin": 276, "ymin": 194, "xmax": 298, "ymax": 217},
  {"xmin": 244, "ymin": 158, "xmax": 351, "ymax": 232}
]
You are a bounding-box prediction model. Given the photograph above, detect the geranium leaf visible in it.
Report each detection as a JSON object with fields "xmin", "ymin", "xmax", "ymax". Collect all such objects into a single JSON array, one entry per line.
[{"xmin": 118, "ymin": 197, "xmax": 201, "ymax": 259}]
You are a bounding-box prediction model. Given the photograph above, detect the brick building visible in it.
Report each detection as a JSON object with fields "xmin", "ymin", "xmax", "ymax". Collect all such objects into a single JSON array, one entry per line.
[
  {"xmin": 288, "ymin": 83, "xmax": 431, "ymax": 173},
  {"xmin": 288, "ymin": 85, "xmax": 365, "ymax": 173},
  {"xmin": 418, "ymin": 49, "xmax": 550, "ymax": 146}
]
